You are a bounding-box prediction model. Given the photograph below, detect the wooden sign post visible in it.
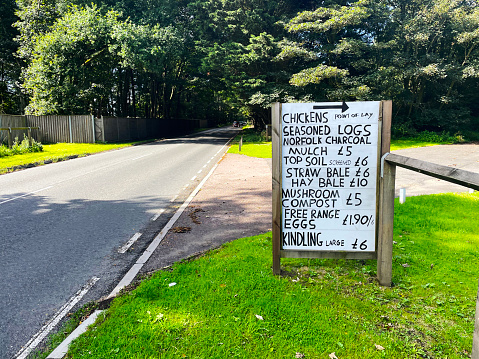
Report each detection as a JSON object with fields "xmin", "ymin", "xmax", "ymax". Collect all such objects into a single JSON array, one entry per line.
[{"xmin": 272, "ymin": 100, "xmax": 393, "ymax": 286}]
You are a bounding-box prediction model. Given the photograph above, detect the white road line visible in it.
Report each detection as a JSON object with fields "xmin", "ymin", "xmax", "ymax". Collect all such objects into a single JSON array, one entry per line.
[
  {"xmin": 106, "ymin": 133, "xmax": 236, "ymax": 299},
  {"xmin": 15, "ymin": 277, "xmax": 100, "ymax": 359},
  {"xmin": 170, "ymin": 195, "xmax": 178, "ymax": 202},
  {"xmin": 197, "ymin": 169, "xmax": 202, "ymax": 174},
  {"xmin": 107, "ymin": 160, "xmax": 223, "ymax": 299},
  {"xmin": 118, "ymin": 233, "xmax": 142, "ymax": 254},
  {"xmin": 0, "ymin": 186, "xmax": 53, "ymax": 205},
  {"xmin": 131, "ymin": 153, "xmax": 151, "ymax": 161},
  {"xmin": 46, "ymin": 310, "xmax": 104, "ymax": 359},
  {"xmin": 191, "ymin": 175, "xmax": 197, "ymax": 181},
  {"xmin": 151, "ymin": 208, "xmax": 165, "ymax": 221}
]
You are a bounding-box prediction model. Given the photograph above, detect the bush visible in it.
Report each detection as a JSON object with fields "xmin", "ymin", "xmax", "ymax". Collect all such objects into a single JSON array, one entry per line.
[
  {"xmin": 0, "ymin": 136, "xmax": 43, "ymax": 158},
  {"xmin": 415, "ymin": 130, "xmax": 460, "ymax": 143},
  {"xmin": 392, "ymin": 128, "xmax": 463, "ymax": 143}
]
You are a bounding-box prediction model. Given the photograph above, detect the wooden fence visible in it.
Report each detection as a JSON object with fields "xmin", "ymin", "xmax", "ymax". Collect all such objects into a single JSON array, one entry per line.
[
  {"xmin": 97, "ymin": 117, "xmax": 210, "ymax": 142},
  {"xmin": 0, "ymin": 115, "xmax": 29, "ymax": 144},
  {"xmin": 0, "ymin": 114, "xmax": 211, "ymax": 145},
  {"xmin": 27, "ymin": 115, "xmax": 95, "ymax": 143},
  {"xmin": 0, "ymin": 127, "xmax": 39, "ymax": 148},
  {"xmin": 0, "ymin": 114, "xmax": 94, "ymax": 144}
]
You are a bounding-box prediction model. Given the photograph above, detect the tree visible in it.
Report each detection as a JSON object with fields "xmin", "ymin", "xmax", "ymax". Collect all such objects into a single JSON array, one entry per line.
[
  {"xmin": 282, "ymin": 0, "xmax": 479, "ymax": 133},
  {"xmin": 22, "ymin": 6, "xmax": 122, "ymax": 114},
  {"xmin": 0, "ymin": 0, "xmax": 22, "ymax": 113}
]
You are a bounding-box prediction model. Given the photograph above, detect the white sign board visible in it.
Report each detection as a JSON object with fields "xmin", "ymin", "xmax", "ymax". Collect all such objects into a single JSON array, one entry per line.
[{"xmin": 281, "ymin": 101, "xmax": 380, "ymax": 252}]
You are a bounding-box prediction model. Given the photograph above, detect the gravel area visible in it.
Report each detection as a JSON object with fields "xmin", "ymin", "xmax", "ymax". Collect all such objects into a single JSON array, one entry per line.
[{"xmin": 141, "ymin": 153, "xmax": 272, "ymax": 273}]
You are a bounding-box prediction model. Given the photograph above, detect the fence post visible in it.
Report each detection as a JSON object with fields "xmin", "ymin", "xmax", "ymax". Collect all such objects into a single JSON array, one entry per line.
[
  {"xmin": 473, "ymin": 280, "xmax": 479, "ymax": 359},
  {"xmin": 91, "ymin": 115, "xmax": 95, "ymax": 143},
  {"xmin": 377, "ymin": 100, "xmax": 394, "ymax": 287},
  {"xmin": 27, "ymin": 127, "xmax": 32, "ymax": 147},
  {"xmin": 100, "ymin": 115, "xmax": 105, "ymax": 142},
  {"xmin": 68, "ymin": 115, "xmax": 73, "ymax": 143},
  {"xmin": 7, "ymin": 127, "xmax": 13, "ymax": 148}
]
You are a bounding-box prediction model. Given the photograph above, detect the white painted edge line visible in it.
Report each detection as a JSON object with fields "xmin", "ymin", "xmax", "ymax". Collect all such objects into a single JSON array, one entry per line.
[
  {"xmin": 107, "ymin": 134, "xmax": 235, "ymax": 300},
  {"xmin": 15, "ymin": 277, "xmax": 100, "ymax": 359},
  {"xmin": 118, "ymin": 232, "xmax": 142, "ymax": 254},
  {"xmin": 151, "ymin": 208, "xmax": 165, "ymax": 222},
  {"xmin": 0, "ymin": 186, "xmax": 53, "ymax": 205},
  {"xmin": 46, "ymin": 310, "xmax": 104, "ymax": 359}
]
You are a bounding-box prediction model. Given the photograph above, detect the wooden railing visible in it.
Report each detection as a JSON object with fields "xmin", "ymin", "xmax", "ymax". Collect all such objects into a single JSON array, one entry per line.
[
  {"xmin": 385, "ymin": 153, "xmax": 479, "ymax": 191},
  {"xmin": 381, "ymin": 152, "xmax": 479, "ymax": 358}
]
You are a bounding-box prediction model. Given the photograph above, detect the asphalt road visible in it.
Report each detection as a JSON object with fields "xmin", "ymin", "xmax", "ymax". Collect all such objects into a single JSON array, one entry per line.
[{"xmin": 0, "ymin": 127, "xmax": 238, "ymax": 359}]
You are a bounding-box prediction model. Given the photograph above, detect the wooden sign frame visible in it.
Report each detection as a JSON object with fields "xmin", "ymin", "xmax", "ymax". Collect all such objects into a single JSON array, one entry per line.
[{"xmin": 272, "ymin": 100, "xmax": 393, "ymax": 286}]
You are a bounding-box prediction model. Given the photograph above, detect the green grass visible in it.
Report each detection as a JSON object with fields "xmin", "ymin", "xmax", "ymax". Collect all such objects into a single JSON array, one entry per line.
[
  {"xmin": 0, "ymin": 142, "xmax": 137, "ymax": 174},
  {"xmin": 64, "ymin": 192, "xmax": 479, "ymax": 359},
  {"xmin": 390, "ymin": 139, "xmax": 454, "ymax": 151},
  {"xmin": 228, "ymin": 128, "xmax": 272, "ymax": 158},
  {"xmin": 228, "ymin": 129, "xmax": 459, "ymax": 158}
]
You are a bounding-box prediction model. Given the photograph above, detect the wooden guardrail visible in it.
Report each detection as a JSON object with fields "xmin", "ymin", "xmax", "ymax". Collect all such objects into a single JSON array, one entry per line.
[
  {"xmin": 381, "ymin": 152, "xmax": 479, "ymax": 358},
  {"xmin": 0, "ymin": 127, "xmax": 40, "ymax": 148},
  {"xmin": 385, "ymin": 153, "xmax": 479, "ymax": 191}
]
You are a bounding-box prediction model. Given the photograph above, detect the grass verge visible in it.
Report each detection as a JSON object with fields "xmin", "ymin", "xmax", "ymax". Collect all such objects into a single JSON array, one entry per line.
[
  {"xmin": 0, "ymin": 142, "xmax": 140, "ymax": 174},
  {"xmin": 64, "ymin": 192, "xmax": 478, "ymax": 358},
  {"xmin": 390, "ymin": 139, "xmax": 454, "ymax": 151},
  {"xmin": 228, "ymin": 129, "xmax": 465, "ymax": 158},
  {"xmin": 228, "ymin": 128, "xmax": 272, "ymax": 158}
]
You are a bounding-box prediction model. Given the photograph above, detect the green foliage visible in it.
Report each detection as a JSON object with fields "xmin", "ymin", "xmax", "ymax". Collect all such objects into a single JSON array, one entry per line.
[
  {"xmin": 22, "ymin": 6, "xmax": 121, "ymax": 115},
  {"xmin": 228, "ymin": 128, "xmax": 272, "ymax": 157},
  {"xmin": 0, "ymin": 0, "xmax": 22, "ymax": 113},
  {"xmin": 0, "ymin": 136, "xmax": 42, "ymax": 157},
  {"xmin": 282, "ymin": 0, "xmax": 479, "ymax": 133}
]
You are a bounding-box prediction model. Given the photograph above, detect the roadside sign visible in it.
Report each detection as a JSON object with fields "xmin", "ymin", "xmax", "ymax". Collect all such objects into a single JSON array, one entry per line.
[
  {"xmin": 280, "ymin": 101, "xmax": 380, "ymax": 252},
  {"xmin": 272, "ymin": 101, "xmax": 392, "ymax": 280}
]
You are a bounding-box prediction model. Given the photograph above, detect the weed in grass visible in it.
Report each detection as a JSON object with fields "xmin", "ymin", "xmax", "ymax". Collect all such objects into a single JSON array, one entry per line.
[{"xmin": 0, "ymin": 136, "xmax": 43, "ymax": 157}]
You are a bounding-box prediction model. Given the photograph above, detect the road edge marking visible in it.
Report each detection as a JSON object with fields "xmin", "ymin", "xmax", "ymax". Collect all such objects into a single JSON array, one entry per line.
[
  {"xmin": 107, "ymin": 134, "xmax": 234, "ymax": 299},
  {"xmin": 46, "ymin": 310, "xmax": 104, "ymax": 359},
  {"xmin": 14, "ymin": 277, "xmax": 100, "ymax": 359}
]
